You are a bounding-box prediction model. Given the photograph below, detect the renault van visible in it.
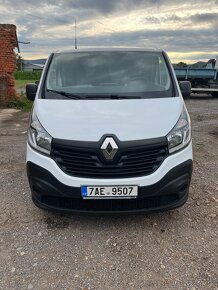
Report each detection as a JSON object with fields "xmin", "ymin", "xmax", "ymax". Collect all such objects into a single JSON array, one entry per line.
[{"xmin": 26, "ymin": 48, "xmax": 193, "ymax": 214}]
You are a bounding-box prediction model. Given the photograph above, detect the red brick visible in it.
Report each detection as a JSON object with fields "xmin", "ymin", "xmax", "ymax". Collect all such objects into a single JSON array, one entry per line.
[{"xmin": 0, "ymin": 24, "xmax": 19, "ymax": 102}]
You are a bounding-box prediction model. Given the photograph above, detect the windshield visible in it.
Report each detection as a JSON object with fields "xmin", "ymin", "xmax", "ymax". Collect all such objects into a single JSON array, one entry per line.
[{"xmin": 44, "ymin": 51, "xmax": 173, "ymax": 99}]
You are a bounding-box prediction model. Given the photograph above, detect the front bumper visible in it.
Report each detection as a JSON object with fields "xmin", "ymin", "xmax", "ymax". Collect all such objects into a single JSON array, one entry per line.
[{"xmin": 27, "ymin": 160, "xmax": 193, "ymax": 215}]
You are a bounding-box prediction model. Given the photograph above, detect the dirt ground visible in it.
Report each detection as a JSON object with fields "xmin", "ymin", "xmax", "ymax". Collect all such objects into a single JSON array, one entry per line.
[{"xmin": 0, "ymin": 95, "xmax": 217, "ymax": 290}]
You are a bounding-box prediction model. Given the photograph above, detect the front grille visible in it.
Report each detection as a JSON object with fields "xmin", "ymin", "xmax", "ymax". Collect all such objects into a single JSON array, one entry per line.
[
  {"xmin": 51, "ymin": 137, "xmax": 169, "ymax": 178},
  {"xmin": 41, "ymin": 195, "xmax": 179, "ymax": 212}
]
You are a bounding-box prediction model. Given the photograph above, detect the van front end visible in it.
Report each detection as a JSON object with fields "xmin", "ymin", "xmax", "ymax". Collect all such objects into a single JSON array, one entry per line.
[
  {"xmin": 27, "ymin": 141, "xmax": 192, "ymax": 214},
  {"xmin": 26, "ymin": 49, "xmax": 193, "ymax": 214}
]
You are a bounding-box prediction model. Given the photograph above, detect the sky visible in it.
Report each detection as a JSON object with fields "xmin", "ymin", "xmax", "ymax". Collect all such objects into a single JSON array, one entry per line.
[{"xmin": 0, "ymin": 0, "xmax": 218, "ymax": 63}]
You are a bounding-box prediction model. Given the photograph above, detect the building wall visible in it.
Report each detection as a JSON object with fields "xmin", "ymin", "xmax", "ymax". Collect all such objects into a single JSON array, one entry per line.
[
  {"xmin": 23, "ymin": 64, "xmax": 43, "ymax": 72},
  {"xmin": 0, "ymin": 24, "xmax": 18, "ymax": 102}
]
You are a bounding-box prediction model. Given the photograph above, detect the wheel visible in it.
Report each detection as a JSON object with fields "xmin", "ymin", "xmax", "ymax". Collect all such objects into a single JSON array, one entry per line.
[
  {"xmin": 183, "ymin": 92, "xmax": 191, "ymax": 98},
  {"xmin": 211, "ymin": 92, "xmax": 218, "ymax": 98},
  {"xmin": 180, "ymin": 81, "xmax": 191, "ymax": 98}
]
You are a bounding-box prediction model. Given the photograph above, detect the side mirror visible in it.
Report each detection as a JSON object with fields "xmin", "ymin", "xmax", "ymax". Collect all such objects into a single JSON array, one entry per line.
[
  {"xmin": 179, "ymin": 81, "xmax": 191, "ymax": 98},
  {"xmin": 26, "ymin": 84, "xmax": 37, "ymax": 101}
]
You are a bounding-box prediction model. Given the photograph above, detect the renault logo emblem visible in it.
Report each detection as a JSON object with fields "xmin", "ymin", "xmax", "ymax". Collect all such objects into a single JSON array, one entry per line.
[{"xmin": 101, "ymin": 137, "xmax": 118, "ymax": 160}]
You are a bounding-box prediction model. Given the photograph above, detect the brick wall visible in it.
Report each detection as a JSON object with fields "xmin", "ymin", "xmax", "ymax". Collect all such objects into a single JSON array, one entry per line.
[{"xmin": 0, "ymin": 24, "xmax": 18, "ymax": 102}]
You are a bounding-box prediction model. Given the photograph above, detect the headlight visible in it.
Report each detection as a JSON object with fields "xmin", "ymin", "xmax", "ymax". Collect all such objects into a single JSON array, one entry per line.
[
  {"xmin": 167, "ymin": 106, "xmax": 191, "ymax": 154},
  {"xmin": 28, "ymin": 110, "xmax": 52, "ymax": 155}
]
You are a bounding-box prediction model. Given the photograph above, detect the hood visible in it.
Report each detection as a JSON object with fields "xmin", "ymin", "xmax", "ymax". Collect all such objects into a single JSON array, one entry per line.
[{"xmin": 34, "ymin": 97, "xmax": 183, "ymax": 141}]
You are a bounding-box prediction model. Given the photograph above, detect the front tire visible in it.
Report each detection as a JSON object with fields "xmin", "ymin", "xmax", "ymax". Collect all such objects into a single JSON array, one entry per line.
[{"xmin": 211, "ymin": 92, "xmax": 218, "ymax": 98}]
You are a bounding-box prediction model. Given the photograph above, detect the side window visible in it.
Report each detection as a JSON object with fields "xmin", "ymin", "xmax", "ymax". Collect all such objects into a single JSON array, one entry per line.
[
  {"xmin": 47, "ymin": 60, "xmax": 62, "ymax": 88},
  {"xmin": 159, "ymin": 57, "xmax": 170, "ymax": 89},
  {"xmin": 47, "ymin": 68, "xmax": 57, "ymax": 89}
]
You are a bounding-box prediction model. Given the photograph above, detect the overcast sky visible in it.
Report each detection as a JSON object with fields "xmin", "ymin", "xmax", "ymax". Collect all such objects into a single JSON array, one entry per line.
[{"xmin": 1, "ymin": 0, "xmax": 218, "ymax": 62}]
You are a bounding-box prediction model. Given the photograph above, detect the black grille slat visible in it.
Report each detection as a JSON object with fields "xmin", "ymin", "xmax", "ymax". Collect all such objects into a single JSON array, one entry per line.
[
  {"xmin": 65, "ymin": 166, "xmax": 154, "ymax": 175},
  {"xmin": 126, "ymin": 148, "xmax": 166, "ymax": 157},
  {"xmin": 42, "ymin": 194, "xmax": 179, "ymax": 212},
  {"xmin": 53, "ymin": 150, "xmax": 92, "ymax": 159},
  {"xmin": 43, "ymin": 196, "xmax": 162, "ymax": 211},
  {"xmin": 58, "ymin": 159, "xmax": 98, "ymax": 167},
  {"xmin": 125, "ymin": 151, "xmax": 167, "ymax": 160},
  {"xmin": 58, "ymin": 159, "xmax": 161, "ymax": 171},
  {"xmin": 121, "ymin": 154, "xmax": 160, "ymax": 161},
  {"xmin": 121, "ymin": 158, "xmax": 161, "ymax": 166},
  {"xmin": 51, "ymin": 138, "xmax": 168, "ymax": 178}
]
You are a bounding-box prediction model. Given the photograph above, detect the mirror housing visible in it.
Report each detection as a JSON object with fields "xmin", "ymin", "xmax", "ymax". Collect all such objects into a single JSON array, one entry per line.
[
  {"xmin": 26, "ymin": 84, "xmax": 37, "ymax": 101},
  {"xmin": 179, "ymin": 81, "xmax": 191, "ymax": 98}
]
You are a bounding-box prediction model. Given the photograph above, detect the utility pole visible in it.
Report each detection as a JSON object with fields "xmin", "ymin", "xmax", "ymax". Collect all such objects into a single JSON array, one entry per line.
[
  {"xmin": 75, "ymin": 19, "xmax": 77, "ymax": 49},
  {"xmin": 17, "ymin": 41, "xmax": 30, "ymax": 71},
  {"xmin": 18, "ymin": 41, "xmax": 30, "ymax": 44}
]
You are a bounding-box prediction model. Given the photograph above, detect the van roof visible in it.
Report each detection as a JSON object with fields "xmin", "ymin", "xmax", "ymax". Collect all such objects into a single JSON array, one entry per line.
[{"xmin": 54, "ymin": 47, "xmax": 163, "ymax": 54}]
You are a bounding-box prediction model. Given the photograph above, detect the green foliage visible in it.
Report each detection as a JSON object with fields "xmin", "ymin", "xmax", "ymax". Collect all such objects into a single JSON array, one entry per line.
[
  {"xmin": 14, "ymin": 71, "xmax": 42, "ymax": 80},
  {"xmin": 16, "ymin": 79, "xmax": 38, "ymax": 89},
  {"xmin": 7, "ymin": 92, "xmax": 32, "ymax": 111},
  {"xmin": 176, "ymin": 62, "xmax": 188, "ymax": 68},
  {"xmin": 16, "ymin": 53, "xmax": 23, "ymax": 71}
]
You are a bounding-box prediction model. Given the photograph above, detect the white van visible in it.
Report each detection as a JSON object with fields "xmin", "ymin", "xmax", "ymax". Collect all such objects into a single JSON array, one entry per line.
[{"xmin": 26, "ymin": 48, "xmax": 193, "ymax": 214}]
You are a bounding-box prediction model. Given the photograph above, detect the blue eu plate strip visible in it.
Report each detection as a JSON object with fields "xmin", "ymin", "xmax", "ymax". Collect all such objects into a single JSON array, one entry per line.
[{"xmin": 81, "ymin": 186, "xmax": 87, "ymax": 197}]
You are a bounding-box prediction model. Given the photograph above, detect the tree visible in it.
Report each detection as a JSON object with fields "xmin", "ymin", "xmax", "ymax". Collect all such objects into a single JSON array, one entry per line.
[
  {"xmin": 176, "ymin": 62, "xmax": 188, "ymax": 68},
  {"xmin": 16, "ymin": 53, "xmax": 24, "ymax": 71}
]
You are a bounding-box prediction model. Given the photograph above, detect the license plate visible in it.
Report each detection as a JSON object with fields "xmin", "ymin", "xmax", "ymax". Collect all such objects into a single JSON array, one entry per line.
[{"xmin": 81, "ymin": 186, "xmax": 138, "ymax": 199}]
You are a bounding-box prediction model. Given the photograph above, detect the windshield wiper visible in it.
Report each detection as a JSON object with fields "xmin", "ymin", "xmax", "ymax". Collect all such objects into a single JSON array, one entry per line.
[
  {"xmin": 85, "ymin": 95, "xmax": 142, "ymax": 100},
  {"xmin": 47, "ymin": 90, "xmax": 142, "ymax": 100},
  {"xmin": 110, "ymin": 95, "xmax": 142, "ymax": 99},
  {"xmin": 46, "ymin": 89, "xmax": 83, "ymax": 99}
]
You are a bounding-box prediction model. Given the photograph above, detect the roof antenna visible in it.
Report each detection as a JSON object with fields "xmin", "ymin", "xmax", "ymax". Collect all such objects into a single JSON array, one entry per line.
[{"xmin": 74, "ymin": 19, "xmax": 77, "ymax": 49}]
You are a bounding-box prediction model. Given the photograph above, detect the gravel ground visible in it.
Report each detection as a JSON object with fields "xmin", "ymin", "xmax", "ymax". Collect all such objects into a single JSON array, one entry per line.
[{"xmin": 0, "ymin": 95, "xmax": 217, "ymax": 290}]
